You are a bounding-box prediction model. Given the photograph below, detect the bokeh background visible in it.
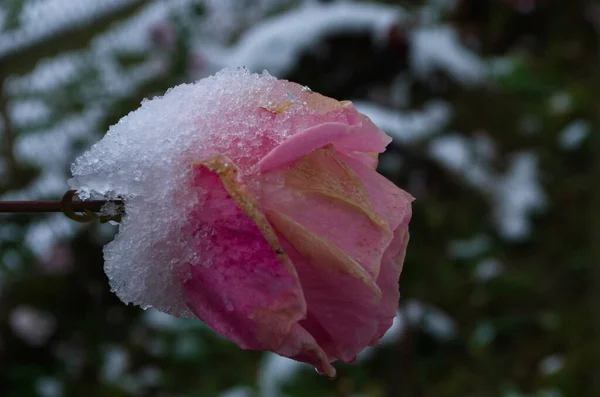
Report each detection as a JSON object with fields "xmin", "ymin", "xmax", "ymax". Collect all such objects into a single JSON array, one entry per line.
[{"xmin": 0, "ymin": 0, "xmax": 598, "ymax": 396}]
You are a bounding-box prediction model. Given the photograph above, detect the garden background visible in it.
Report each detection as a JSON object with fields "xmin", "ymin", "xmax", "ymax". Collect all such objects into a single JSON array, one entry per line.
[{"xmin": 0, "ymin": 0, "xmax": 598, "ymax": 396}]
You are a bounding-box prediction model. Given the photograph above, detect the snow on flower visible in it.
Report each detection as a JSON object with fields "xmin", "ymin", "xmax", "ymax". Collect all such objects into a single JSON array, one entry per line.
[{"xmin": 69, "ymin": 68, "xmax": 413, "ymax": 377}]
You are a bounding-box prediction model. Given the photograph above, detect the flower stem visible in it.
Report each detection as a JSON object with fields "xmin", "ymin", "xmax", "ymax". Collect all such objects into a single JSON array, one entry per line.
[
  {"xmin": 0, "ymin": 199, "xmax": 116, "ymax": 213},
  {"xmin": 0, "ymin": 190, "xmax": 124, "ymax": 223}
]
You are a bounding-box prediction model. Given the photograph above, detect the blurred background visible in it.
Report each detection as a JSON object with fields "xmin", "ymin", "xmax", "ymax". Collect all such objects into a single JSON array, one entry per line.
[{"xmin": 0, "ymin": 0, "xmax": 598, "ymax": 396}]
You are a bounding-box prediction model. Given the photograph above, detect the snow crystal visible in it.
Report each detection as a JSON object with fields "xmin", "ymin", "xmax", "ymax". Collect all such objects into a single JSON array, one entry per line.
[{"xmin": 69, "ymin": 68, "xmax": 346, "ymax": 317}]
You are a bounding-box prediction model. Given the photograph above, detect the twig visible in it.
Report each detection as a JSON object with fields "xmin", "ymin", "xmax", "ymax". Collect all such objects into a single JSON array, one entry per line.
[
  {"xmin": 0, "ymin": 190, "xmax": 124, "ymax": 223},
  {"xmin": 0, "ymin": 199, "xmax": 119, "ymax": 213}
]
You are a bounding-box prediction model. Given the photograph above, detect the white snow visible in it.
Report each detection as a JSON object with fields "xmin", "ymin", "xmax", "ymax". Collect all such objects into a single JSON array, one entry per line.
[
  {"xmin": 10, "ymin": 99, "xmax": 51, "ymax": 128},
  {"xmin": 35, "ymin": 377, "xmax": 64, "ymax": 397},
  {"xmin": 9, "ymin": 306, "xmax": 56, "ymax": 346},
  {"xmin": 101, "ymin": 345, "xmax": 130, "ymax": 383},
  {"xmin": 405, "ymin": 299, "xmax": 457, "ymax": 340},
  {"xmin": 558, "ymin": 119, "xmax": 590, "ymax": 150},
  {"xmin": 429, "ymin": 134, "xmax": 545, "ymax": 240},
  {"xmin": 219, "ymin": 387, "xmax": 253, "ymax": 397},
  {"xmin": 24, "ymin": 214, "xmax": 76, "ymax": 257},
  {"xmin": 210, "ymin": 2, "xmax": 407, "ymax": 75},
  {"xmin": 0, "ymin": 0, "xmax": 139, "ymax": 58},
  {"xmin": 429, "ymin": 133, "xmax": 493, "ymax": 188},
  {"xmin": 354, "ymin": 100, "xmax": 451, "ymax": 144},
  {"xmin": 259, "ymin": 354, "xmax": 303, "ymax": 397},
  {"xmin": 449, "ymin": 234, "xmax": 491, "ymax": 259},
  {"xmin": 495, "ymin": 152, "xmax": 546, "ymax": 239},
  {"xmin": 358, "ymin": 300, "xmax": 457, "ymax": 362},
  {"xmin": 473, "ymin": 258, "xmax": 503, "ymax": 282},
  {"xmin": 539, "ymin": 354, "xmax": 564, "ymax": 375},
  {"xmin": 142, "ymin": 308, "xmax": 184, "ymax": 331},
  {"xmin": 410, "ymin": 25, "xmax": 487, "ymax": 84},
  {"xmin": 356, "ymin": 310, "xmax": 406, "ymax": 362}
]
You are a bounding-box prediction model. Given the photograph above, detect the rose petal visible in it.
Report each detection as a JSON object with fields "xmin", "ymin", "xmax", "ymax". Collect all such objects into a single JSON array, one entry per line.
[
  {"xmin": 267, "ymin": 211, "xmax": 382, "ymax": 362},
  {"xmin": 182, "ymin": 157, "xmax": 306, "ymax": 351},
  {"xmin": 275, "ymin": 323, "xmax": 336, "ymax": 378},
  {"xmin": 337, "ymin": 152, "xmax": 414, "ymax": 231},
  {"xmin": 258, "ymin": 104, "xmax": 391, "ymax": 173},
  {"xmin": 334, "ymin": 102, "xmax": 392, "ymax": 154},
  {"xmin": 258, "ymin": 122, "xmax": 352, "ymax": 172},
  {"xmin": 371, "ymin": 229, "xmax": 410, "ymax": 344},
  {"xmin": 260, "ymin": 146, "xmax": 392, "ymax": 278}
]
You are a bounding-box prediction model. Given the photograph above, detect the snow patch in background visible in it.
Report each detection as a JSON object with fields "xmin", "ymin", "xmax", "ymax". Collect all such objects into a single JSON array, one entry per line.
[
  {"xmin": 35, "ymin": 377, "xmax": 63, "ymax": 397},
  {"xmin": 354, "ymin": 100, "xmax": 451, "ymax": 144},
  {"xmin": 449, "ymin": 234, "xmax": 491, "ymax": 259},
  {"xmin": 219, "ymin": 387, "xmax": 253, "ymax": 397},
  {"xmin": 9, "ymin": 306, "xmax": 56, "ymax": 346},
  {"xmin": 0, "ymin": 0, "xmax": 138, "ymax": 57},
  {"xmin": 101, "ymin": 345, "xmax": 130, "ymax": 384},
  {"xmin": 473, "ymin": 258, "xmax": 503, "ymax": 282},
  {"xmin": 539, "ymin": 354, "xmax": 565, "ymax": 375},
  {"xmin": 410, "ymin": 25, "xmax": 487, "ymax": 84},
  {"xmin": 558, "ymin": 120, "xmax": 590, "ymax": 150},
  {"xmin": 209, "ymin": 2, "xmax": 406, "ymax": 75},
  {"xmin": 259, "ymin": 354, "xmax": 304, "ymax": 397},
  {"xmin": 496, "ymin": 152, "xmax": 546, "ymax": 239},
  {"xmin": 429, "ymin": 134, "xmax": 545, "ymax": 240}
]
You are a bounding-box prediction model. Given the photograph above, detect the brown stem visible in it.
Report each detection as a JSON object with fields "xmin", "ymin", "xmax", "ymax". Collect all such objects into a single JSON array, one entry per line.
[
  {"xmin": 0, "ymin": 199, "xmax": 121, "ymax": 213},
  {"xmin": 1, "ymin": 190, "xmax": 124, "ymax": 223}
]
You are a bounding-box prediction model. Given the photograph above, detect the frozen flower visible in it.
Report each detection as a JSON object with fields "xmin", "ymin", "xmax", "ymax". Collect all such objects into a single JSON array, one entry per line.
[{"xmin": 70, "ymin": 69, "xmax": 413, "ymax": 377}]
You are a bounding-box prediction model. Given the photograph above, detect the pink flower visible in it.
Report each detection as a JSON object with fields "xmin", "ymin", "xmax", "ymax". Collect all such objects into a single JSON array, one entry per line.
[
  {"xmin": 70, "ymin": 69, "xmax": 413, "ymax": 377},
  {"xmin": 181, "ymin": 78, "xmax": 413, "ymax": 377}
]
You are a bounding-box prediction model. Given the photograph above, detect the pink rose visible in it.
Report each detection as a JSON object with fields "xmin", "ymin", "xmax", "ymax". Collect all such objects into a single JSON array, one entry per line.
[
  {"xmin": 70, "ymin": 70, "xmax": 413, "ymax": 377},
  {"xmin": 182, "ymin": 80, "xmax": 412, "ymax": 378}
]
